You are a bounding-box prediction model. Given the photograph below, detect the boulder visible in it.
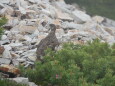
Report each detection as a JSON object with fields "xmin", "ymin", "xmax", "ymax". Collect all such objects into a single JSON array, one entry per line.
[
  {"xmin": 92, "ymin": 16, "xmax": 104, "ymax": 23},
  {"xmin": 0, "ymin": 58, "xmax": 11, "ymax": 65},
  {"xmin": 56, "ymin": 10, "xmax": 73, "ymax": 21},
  {"xmin": 11, "ymin": 77, "xmax": 29, "ymax": 84},
  {"xmin": 1, "ymin": 35, "xmax": 7, "ymax": 40},
  {"xmin": 11, "ymin": 25, "xmax": 37, "ymax": 34},
  {"xmin": 0, "ymin": 39, "xmax": 10, "ymax": 45},
  {"xmin": 102, "ymin": 18, "xmax": 115, "ymax": 27},
  {"xmin": 72, "ymin": 10, "xmax": 91, "ymax": 23},
  {"xmin": 28, "ymin": 55, "xmax": 37, "ymax": 62},
  {"xmin": 10, "ymin": 77, "xmax": 38, "ymax": 86},
  {"xmin": 0, "ymin": 64, "xmax": 20, "ymax": 78},
  {"xmin": 2, "ymin": 49, "xmax": 12, "ymax": 58},
  {"xmin": 62, "ymin": 22, "xmax": 83, "ymax": 30},
  {"xmin": 0, "ymin": 0, "xmax": 10, "ymax": 4}
]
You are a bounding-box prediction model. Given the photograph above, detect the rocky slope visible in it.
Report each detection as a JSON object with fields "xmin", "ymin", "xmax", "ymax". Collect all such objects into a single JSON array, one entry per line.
[
  {"xmin": 0, "ymin": 0, "xmax": 115, "ymax": 85},
  {"xmin": 0, "ymin": 0, "xmax": 115, "ymax": 69}
]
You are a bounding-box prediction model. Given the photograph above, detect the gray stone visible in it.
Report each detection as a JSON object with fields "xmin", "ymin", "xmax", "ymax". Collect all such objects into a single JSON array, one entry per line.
[
  {"xmin": 55, "ymin": 9, "xmax": 73, "ymax": 21},
  {"xmin": 1, "ymin": 35, "xmax": 7, "ymax": 40},
  {"xmin": 11, "ymin": 25, "xmax": 37, "ymax": 34},
  {"xmin": 72, "ymin": 10, "xmax": 91, "ymax": 23},
  {"xmin": 12, "ymin": 77, "xmax": 29, "ymax": 84},
  {"xmin": 28, "ymin": 82, "xmax": 38, "ymax": 86},
  {"xmin": 2, "ymin": 49, "xmax": 12, "ymax": 59},
  {"xmin": 4, "ymin": 45, "xmax": 12, "ymax": 51},
  {"xmin": 9, "ymin": 43, "xmax": 23, "ymax": 47},
  {"xmin": 102, "ymin": 18, "xmax": 115, "ymax": 27},
  {"xmin": 62, "ymin": 22, "xmax": 83, "ymax": 30},
  {"xmin": 0, "ymin": 39, "xmax": 10, "ymax": 45},
  {"xmin": 17, "ymin": 58, "xmax": 26, "ymax": 62},
  {"xmin": 0, "ymin": 0, "xmax": 10, "ymax": 4},
  {"xmin": 92, "ymin": 16, "xmax": 104, "ymax": 23},
  {"xmin": 0, "ymin": 58, "xmax": 11, "ymax": 65},
  {"xmin": 28, "ymin": 54, "xmax": 37, "ymax": 62}
]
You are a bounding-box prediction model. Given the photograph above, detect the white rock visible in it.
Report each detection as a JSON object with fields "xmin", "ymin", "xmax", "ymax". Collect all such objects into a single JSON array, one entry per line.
[
  {"xmin": 21, "ymin": 49, "xmax": 37, "ymax": 58},
  {"xmin": 28, "ymin": 55, "xmax": 37, "ymax": 62},
  {"xmin": 28, "ymin": 82, "xmax": 38, "ymax": 86},
  {"xmin": 72, "ymin": 10, "xmax": 91, "ymax": 23},
  {"xmin": 62, "ymin": 22, "xmax": 83, "ymax": 30},
  {"xmin": 0, "ymin": 39, "xmax": 10, "ymax": 45},
  {"xmin": 92, "ymin": 16, "xmax": 104, "ymax": 23},
  {"xmin": 17, "ymin": 58, "xmax": 26, "ymax": 62},
  {"xmin": 12, "ymin": 59, "xmax": 19, "ymax": 66},
  {"xmin": 56, "ymin": 9, "xmax": 73, "ymax": 21},
  {"xmin": 28, "ymin": 0, "xmax": 36, "ymax": 3},
  {"xmin": 56, "ymin": 29, "xmax": 65, "ymax": 38},
  {"xmin": 102, "ymin": 18, "xmax": 115, "ymax": 27},
  {"xmin": 33, "ymin": 29, "xmax": 39, "ymax": 36},
  {"xmin": 4, "ymin": 45, "xmax": 12, "ymax": 51},
  {"xmin": 12, "ymin": 77, "xmax": 29, "ymax": 84},
  {"xmin": 0, "ymin": 58, "xmax": 11, "ymax": 64},
  {"xmin": 2, "ymin": 49, "xmax": 12, "ymax": 58},
  {"xmin": 0, "ymin": 0, "xmax": 10, "ymax": 4},
  {"xmin": 11, "ymin": 25, "xmax": 37, "ymax": 34},
  {"xmin": 9, "ymin": 43, "xmax": 23, "ymax": 47},
  {"xmin": 24, "ymin": 35, "xmax": 32, "ymax": 42},
  {"xmin": 52, "ymin": 0, "xmax": 70, "ymax": 14},
  {"xmin": 1, "ymin": 35, "xmax": 7, "ymax": 40}
]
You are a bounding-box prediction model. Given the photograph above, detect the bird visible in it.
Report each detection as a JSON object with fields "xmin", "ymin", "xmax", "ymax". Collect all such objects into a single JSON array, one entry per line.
[{"xmin": 36, "ymin": 24, "xmax": 59, "ymax": 60}]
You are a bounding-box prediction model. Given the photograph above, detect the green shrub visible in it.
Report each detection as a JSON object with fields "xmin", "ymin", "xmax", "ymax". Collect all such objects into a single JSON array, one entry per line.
[
  {"xmin": 0, "ymin": 17, "xmax": 7, "ymax": 40},
  {"xmin": 0, "ymin": 78, "xmax": 28, "ymax": 86},
  {"xmin": 20, "ymin": 39, "xmax": 115, "ymax": 86}
]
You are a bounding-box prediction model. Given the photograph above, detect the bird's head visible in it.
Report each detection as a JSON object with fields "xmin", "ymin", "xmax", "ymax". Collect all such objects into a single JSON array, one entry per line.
[{"xmin": 49, "ymin": 24, "xmax": 57, "ymax": 32}]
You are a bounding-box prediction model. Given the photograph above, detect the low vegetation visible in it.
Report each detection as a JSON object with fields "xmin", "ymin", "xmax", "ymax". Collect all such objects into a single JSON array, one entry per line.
[
  {"xmin": 65, "ymin": 0, "xmax": 115, "ymax": 20},
  {"xmin": 0, "ymin": 78, "xmax": 28, "ymax": 86},
  {"xmin": 20, "ymin": 39, "xmax": 115, "ymax": 86},
  {"xmin": 0, "ymin": 17, "xmax": 7, "ymax": 40}
]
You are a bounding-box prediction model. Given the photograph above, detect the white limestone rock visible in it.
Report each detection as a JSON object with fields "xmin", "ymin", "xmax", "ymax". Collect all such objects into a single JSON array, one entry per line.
[
  {"xmin": 72, "ymin": 10, "xmax": 91, "ymax": 23},
  {"xmin": 0, "ymin": 0, "xmax": 10, "ymax": 4},
  {"xmin": 2, "ymin": 49, "xmax": 12, "ymax": 59},
  {"xmin": 0, "ymin": 58, "xmax": 11, "ymax": 65}
]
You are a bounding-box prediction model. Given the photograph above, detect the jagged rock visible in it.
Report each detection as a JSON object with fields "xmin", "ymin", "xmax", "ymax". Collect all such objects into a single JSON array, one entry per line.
[
  {"xmin": 11, "ymin": 77, "xmax": 28, "ymax": 84},
  {"xmin": 0, "ymin": 64, "xmax": 20, "ymax": 78},
  {"xmin": 9, "ymin": 43, "xmax": 23, "ymax": 47},
  {"xmin": 17, "ymin": 58, "xmax": 26, "ymax": 63},
  {"xmin": 104, "ymin": 27, "xmax": 115, "ymax": 36},
  {"xmin": 62, "ymin": 22, "xmax": 83, "ymax": 30},
  {"xmin": 0, "ymin": 39, "xmax": 10, "ymax": 45},
  {"xmin": 11, "ymin": 25, "xmax": 37, "ymax": 34},
  {"xmin": 0, "ymin": 58, "xmax": 11, "ymax": 65},
  {"xmin": 92, "ymin": 16, "xmax": 104, "ymax": 23},
  {"xmin": 102, "ymin": 18, "xmax": 115, "ymax": 27},
  {"xmin": 3, "ymin": 16, "xmax": 19, "ymax": 29},
  {"xmin": 0, "ymin": 0, "xmax": 10, "ymax": 4},
  {"xmin": 28, "ymin": 82, "xmax": 38, "ymax": 86},
  {"xmin": 1, "ymin": 35, "xmax": 7, "ymax": 40},
  {"xmin": 36, "ymin": 24, "xmax": 59, "ymax": 60},
  {"xmin": 56, "ymin": 9, "xmax": 73, "ymax": 21},
  {"xmin": 56, "ymin": 28, "xmax": 65, "ymax": 38},
  {"xmin": 2, "ymin": 49, "xmax": 12, "ymax": 58},
  {"xmin": 12, "ymin": 59, "xmax": 19, "ymax": 66},
  {"xmin": 0, "ymin": 6, "xmax": 14, "ymax": 16},
  {"xmin": 28, "ymin": 55, "xmax": 37, "ymax": 62},
  {"xmin": 72, "ymin": 10, "xmax": 91, "ymax": 23},
  {"xmin": 10, "ymin": 77, "xmax": 38, "ymax": 86}
]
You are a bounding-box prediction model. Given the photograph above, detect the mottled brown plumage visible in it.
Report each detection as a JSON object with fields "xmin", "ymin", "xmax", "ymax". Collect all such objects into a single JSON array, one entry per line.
[{"xmin": 36, "ymin": 24, "xmax": 59, "ymax": 60}]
